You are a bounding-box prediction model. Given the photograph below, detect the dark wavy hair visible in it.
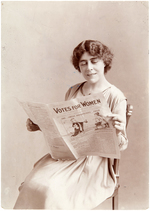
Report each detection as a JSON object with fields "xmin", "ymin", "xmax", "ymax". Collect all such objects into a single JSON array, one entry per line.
[{"xmin": 72, "ymin": 40, "xmax": 113, "ymax": 73}]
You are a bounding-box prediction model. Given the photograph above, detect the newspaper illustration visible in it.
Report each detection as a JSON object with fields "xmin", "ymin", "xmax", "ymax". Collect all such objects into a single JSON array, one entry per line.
[{"xmin": 19, "ymin": 92, "xmax": 120, "ymax": 160}]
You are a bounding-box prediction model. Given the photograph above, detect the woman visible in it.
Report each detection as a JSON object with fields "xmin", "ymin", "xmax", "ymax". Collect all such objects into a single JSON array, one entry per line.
[{"xmin": 14, "ymin": 40, "xmax": 128, "ymax": 209}]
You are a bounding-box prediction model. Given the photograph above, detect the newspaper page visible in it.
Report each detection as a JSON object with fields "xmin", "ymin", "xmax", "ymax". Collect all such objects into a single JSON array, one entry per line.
[{"xmin": 19, "ymin": 92, "xmax": 120, "ymax": 160}]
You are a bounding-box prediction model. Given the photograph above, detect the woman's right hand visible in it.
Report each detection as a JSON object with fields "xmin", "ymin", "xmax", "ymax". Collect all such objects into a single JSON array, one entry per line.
[{"xmin": 26, "ymin": 118, "xmax": 41, "ymax": 132}]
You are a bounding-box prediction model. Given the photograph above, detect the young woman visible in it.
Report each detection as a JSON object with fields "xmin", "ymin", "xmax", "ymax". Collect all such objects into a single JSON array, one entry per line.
[{"xmin": 14, "ymin": 40, "xmax": 128, "ymax": 210}]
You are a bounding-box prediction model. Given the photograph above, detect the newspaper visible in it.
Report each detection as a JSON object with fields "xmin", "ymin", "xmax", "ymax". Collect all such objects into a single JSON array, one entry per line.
[{"xmin": 19, "ymin": 93, "xmax": 120, "ymax": 160}]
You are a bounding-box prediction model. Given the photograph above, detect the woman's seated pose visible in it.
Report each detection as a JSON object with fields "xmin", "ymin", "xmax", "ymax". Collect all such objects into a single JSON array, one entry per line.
[{"xmin": 14, "ymin": 40, "xmax": 128, "ymax": 210}]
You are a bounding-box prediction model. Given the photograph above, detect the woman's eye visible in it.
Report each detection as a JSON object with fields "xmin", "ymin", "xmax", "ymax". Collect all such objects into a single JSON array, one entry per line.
[
  {"xmin": 91, "ymin": 59, "xmax": 98, "ymax": 64},
  {"xmin": 80, "ymin": 62, "xmax": 86, "ymax": 66}
]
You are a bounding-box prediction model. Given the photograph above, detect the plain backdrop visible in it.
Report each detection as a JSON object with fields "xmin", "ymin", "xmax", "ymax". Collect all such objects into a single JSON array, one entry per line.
[{"xmin": 1, "ymin": 1, "xmax": 149, "ymax": 209}]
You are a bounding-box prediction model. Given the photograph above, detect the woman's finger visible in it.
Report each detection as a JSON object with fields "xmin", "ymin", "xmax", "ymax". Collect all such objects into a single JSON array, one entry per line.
[
  {"xmin": 114, "ymin": 121, "xmax": 123, "ymax": 125},
  {"xmin": 107, "ymin": 114, "xmax": 116, "ymax": 118},
  {"xmin": 26, "ymin": 125, "xmax": 32, "ymax": 131},
  {"xmin": 26, "ymin": 119, "xmax": 34, "ymax": 130},
  {"xmin": 113, "ymin": 121, "xmax": 125, "ymax": 131},
  {"xmin": 113, "ymin": 124, "xmax": 124, "ymax": 131},
  {"xmin": 107, "ymin": 114, "xmax": 123, "ymax": 121},
  {"xmin": 26, "ymin": 118, "xmax": 32, "ymax": 125},
  {"xmin": 114, "ymin": 125, "xmax": 124, "ymax": 131}
]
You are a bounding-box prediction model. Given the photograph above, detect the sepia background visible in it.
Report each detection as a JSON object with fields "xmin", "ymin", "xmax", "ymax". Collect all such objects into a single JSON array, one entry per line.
[{"xmin": 1, "ymin": 1, "xmax": 149, "ymax": 209}]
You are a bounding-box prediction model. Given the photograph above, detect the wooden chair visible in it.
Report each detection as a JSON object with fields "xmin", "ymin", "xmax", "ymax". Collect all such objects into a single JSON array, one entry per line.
[{"xmin": 111, "ymin": 104, "xmax": 133, "ymax": 210}]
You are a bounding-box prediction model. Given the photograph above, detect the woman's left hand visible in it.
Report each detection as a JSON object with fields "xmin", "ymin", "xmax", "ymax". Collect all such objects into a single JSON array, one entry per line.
[{"xmin": 108, "ymin": 114, "xmax": 126, "ymax": 133}]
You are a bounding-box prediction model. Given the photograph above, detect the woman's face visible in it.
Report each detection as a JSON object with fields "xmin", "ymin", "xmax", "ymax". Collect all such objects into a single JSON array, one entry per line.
[{"xmin": 79, "ymin": 52, "xmax": 105, "ymax": 84}]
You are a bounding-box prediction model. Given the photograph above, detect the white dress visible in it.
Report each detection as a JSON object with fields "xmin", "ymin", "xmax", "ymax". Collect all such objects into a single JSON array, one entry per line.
[{"xmin": 14, "ymin": 82, "xmax": 128, "ymax": 210}]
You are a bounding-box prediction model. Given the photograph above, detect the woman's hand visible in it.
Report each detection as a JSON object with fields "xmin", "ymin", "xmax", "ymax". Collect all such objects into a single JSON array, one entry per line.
[
  {"xmin": 26, "ymin": 118, "xmax": 41, "ymax": 132},
  {"xmin": 108, "ymin": 113, "xmax": 128, "ymax": 151},
  {"xmin": 107, "ymin": 100, "xmax": 128, "ymax": 151},
  {"xmin": 108, "ymin": 114, "xmax": 126, "ymax": 134}
]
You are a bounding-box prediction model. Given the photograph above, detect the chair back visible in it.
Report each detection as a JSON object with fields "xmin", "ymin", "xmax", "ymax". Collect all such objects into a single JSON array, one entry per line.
[
  {"xmin": 126, "ymin": 104, "xmax": 133, "ymax": 127},
  {"xmin": 112, "ymin": 103, "xmax": 133, "ymax": 210}
]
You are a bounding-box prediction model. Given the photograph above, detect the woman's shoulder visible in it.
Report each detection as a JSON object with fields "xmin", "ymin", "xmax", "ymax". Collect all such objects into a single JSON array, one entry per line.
[
  {"xmin": 107, "ymin": 84, "xmax": 127, "ymax": 108},
  {"xmin": 110, "ymin": 85, "xmax": 126, "ymax": 99},
  {"xmin": 65, "ymin": 82, "xmax": 85, "ymax": 101}
]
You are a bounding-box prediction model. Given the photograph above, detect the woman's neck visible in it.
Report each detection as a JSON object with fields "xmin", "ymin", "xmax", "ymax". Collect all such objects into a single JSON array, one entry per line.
[{"xmin": 83, "ymin": 79, "xmax": 111, "ymax": 95}]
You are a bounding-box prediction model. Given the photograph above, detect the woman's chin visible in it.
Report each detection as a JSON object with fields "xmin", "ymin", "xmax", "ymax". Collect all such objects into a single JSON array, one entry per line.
[{"xmin": 86, "ymin": 78, "xmax": 99, "ymax": 84}]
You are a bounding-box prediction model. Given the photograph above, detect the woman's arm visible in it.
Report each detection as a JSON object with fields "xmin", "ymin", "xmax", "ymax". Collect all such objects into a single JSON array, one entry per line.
[{"xmin": 108, "ymin": 100, "xmax": 128, "ymax": 151}]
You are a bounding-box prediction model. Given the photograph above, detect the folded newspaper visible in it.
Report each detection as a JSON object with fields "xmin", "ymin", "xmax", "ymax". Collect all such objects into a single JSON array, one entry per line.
[{"xmin": 19, "ymin": 93, "xmax": 120, "ymax": 160}]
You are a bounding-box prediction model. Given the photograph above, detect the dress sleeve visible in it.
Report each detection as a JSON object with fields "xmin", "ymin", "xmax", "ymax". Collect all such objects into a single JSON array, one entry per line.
[
  {"xmin": 65, "ymin": 87, "xmax": 72, "ymax": 101},
  {"xmin": 64, "ymin": 82, "xmax": 83, "ymax": 101}
]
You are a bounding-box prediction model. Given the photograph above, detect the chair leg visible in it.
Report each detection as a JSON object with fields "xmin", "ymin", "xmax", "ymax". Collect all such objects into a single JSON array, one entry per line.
[{"xmin": 112, "ymin": 189, "xmax": 118, "ymax": 210}]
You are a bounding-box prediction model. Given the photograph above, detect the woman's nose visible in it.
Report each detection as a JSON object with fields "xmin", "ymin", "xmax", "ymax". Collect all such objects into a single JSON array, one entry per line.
[{"xmin": 87, "ymin": 62, "xmax": 93, "ymax": 71}]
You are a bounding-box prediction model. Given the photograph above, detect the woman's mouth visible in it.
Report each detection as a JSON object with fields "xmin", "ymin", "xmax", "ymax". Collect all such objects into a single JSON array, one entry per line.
[{"xmin": 87, "ymin": 73, "xmax": 96, "ymax": 76}]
